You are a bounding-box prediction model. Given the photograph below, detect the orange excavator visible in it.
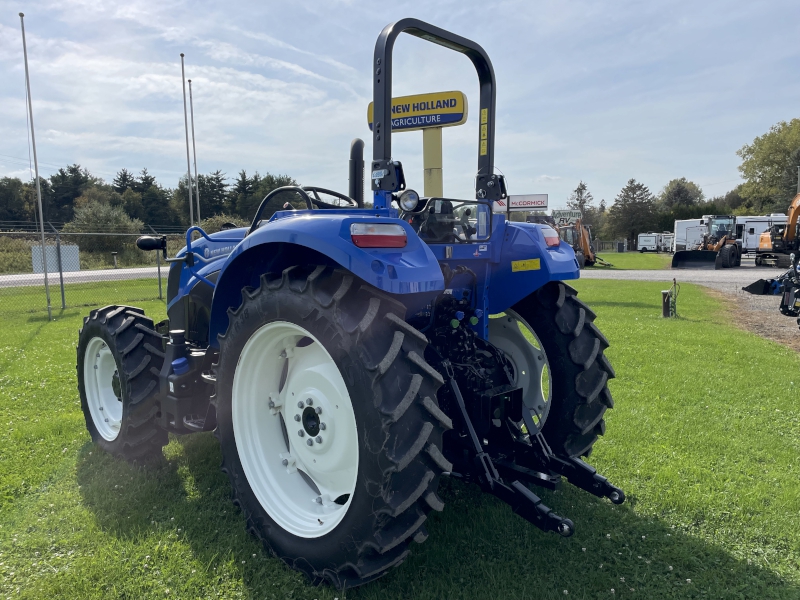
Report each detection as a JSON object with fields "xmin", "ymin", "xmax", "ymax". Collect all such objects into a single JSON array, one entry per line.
[{"xmin": 755, "ymin": 191, "xmax": 800, "ymax": 268}]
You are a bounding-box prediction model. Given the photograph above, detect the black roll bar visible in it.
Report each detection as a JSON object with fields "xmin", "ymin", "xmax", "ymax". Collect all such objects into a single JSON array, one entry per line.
[{"xmin": 371, "ymin": 18, "xmax": 502, "ymax": 201}]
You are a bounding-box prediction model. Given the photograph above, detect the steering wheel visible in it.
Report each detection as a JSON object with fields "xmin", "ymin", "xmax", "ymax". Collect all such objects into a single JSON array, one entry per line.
[{"xmin": 302, "ymin": 186, "xmax": 359, "ymax": 209}]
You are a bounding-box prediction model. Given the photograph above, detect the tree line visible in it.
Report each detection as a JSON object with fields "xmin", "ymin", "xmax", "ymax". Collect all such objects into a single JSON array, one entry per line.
[
  {"xmin": 561, "ymin": 118, "xmax": 800, "ymax": 243},
  {"xmin": 1, "ymin": 118, "xmax": 798, "ymax": 242},
  {"xmin": 0, "ymin": 166, "xmax": 297, "ymax": 231}
]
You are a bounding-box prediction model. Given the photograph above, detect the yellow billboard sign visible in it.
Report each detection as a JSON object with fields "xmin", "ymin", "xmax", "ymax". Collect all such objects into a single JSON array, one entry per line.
[{"xmin": 368, "ymin": 91, "xmax": 468, "ymax": 132}]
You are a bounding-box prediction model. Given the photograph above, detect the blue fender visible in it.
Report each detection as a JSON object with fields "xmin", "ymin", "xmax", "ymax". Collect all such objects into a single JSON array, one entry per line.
[
  {"xmin": 487, "ymin": 221, "xmax": 580, "ymax": 313},
  {"xmin": 206, "ymin": 210, "xmax": 445, "ymax": 346}
]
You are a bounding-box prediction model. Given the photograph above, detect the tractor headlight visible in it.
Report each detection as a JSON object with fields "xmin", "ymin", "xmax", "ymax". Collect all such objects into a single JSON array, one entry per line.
[{"xmin": 398, "ymin": 189, "xmax": 420, "ymax": 212}]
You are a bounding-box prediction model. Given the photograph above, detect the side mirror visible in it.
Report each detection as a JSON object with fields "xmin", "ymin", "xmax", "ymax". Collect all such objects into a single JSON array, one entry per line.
[{"xmin": 136, "ymin": 235, "xmax": 167, "ymax": 259}]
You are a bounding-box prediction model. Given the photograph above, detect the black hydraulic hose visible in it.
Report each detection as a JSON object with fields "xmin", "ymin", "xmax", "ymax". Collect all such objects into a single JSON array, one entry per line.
[{"xmin": 247, "ymin": 186, "xmax": 314, "ymax": 236}]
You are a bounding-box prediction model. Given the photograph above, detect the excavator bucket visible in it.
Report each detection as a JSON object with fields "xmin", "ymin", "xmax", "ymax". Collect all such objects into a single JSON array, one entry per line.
[{"xmin": 671, "ymin": 250, "xmax": 722, "ymax": 270}]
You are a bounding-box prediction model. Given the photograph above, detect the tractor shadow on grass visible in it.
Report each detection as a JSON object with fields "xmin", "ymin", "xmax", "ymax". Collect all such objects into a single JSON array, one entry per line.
[{"xmin": 76, "ymin": 438, "xmax": 797, "ymax": 600}]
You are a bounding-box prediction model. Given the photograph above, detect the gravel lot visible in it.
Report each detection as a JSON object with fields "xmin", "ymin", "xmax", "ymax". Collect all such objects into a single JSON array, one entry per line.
[{"xmin": 584, "ymin": 258, "xmax": 800, "ymax": 351}]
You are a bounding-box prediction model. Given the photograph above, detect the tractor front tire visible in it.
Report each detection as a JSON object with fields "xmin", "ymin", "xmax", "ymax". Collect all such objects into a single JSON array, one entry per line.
[
  {"xmin": 511, "ymin": 282, "xmax": 615, "ymax": 457},
  {"xmin": 719, "ymin": 244, "xmax": 734, "ymax": 268},
  {"xmin": 214, "ymin": 266, "xmax": 449, "ymax": 589},
  {"xmin": 77, "ymin": 305, "xmax": 168, "ymax": 460}
]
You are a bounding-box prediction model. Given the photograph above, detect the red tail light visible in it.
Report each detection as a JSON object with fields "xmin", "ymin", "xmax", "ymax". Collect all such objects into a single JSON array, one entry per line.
[
  {"xmin": 540, "ymin": 225, "xmax": 560, "ymax": 247},
  {"xmin": 350, "ymin": 223, "xmax": 407, "ymax": 248}
]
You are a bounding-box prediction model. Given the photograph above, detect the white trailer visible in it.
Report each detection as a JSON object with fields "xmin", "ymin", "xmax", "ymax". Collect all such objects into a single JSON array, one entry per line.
[
  {"xmin": 735, "ymin": 214, "xmax": 787, "ymax": 254},
  {"xmin": 672, "ymin": 218, "xmax": 705, "ymax": 252},
  {"xmin": 660, "ymin": 233, "xmax": 674, "ymax": 252},
  {"xmin": 637, "ymin": 232, "xmax": 659, "ymax": 252}
]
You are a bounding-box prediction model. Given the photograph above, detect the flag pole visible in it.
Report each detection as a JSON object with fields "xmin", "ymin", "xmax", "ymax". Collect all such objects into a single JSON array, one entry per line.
[
  {"xmin": 20, "ymin": 13, "xmax": 51, "ymax": 320},
  {"xmin": 188, "ymin": 79, "xmax": 201, "ymax": 222},
  {"xmin": 180, "ymin": 53, "xmax": 194, "ymax": 227}
]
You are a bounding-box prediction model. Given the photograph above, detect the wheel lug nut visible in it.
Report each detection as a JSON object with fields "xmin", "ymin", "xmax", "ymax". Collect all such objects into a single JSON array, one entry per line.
[
  {"xmin": 319, "ymin": 422, "xmax": 326, "ymax": 430},
  {"xmin": 104, "ymin": 418, "xmax": 109, "ymax": 422},
  {"xmin": 306, "ymin": 398, "xmax": 313, "ymax": 406},
  {"xmin": 297, "ymin": 401, "xmax": 304, "ymax": 409},
  {"xmin": 294, "ymin": 414, "xmax": 301, "ymax": 421},
  {"xmin": 315, "ymin": 436, "xmax": 322, "ymax": 444},
  {"xmin": 268, "ymin": 400, "xmax": 275, "ymax": 408},
  {"xmin": 315, "ymin": 407, "xmax": 322, "ymax": 415},
  {"xmin": 315, "ymin": 496, "xmax": 322, "ymax": 504},
  {"xmin": 281, "ymin": 459, "xmax": 288, "ymax": 466},
  {"xmin": 298, "ymin": 430, "xmax": 305, "ymax": 437},
  {"xmin": 99, "ymin": 406, "xmax": 103, "ymax": 411},
  {"xmin": 306, "ymin": 439, "xmax": 314, "ymax": 446}
]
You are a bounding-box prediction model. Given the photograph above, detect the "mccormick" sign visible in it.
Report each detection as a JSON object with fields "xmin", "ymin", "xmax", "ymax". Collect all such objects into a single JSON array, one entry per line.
[{"xmin": 368, "ymin": 91, "xmax": 468, "ymax": 132}]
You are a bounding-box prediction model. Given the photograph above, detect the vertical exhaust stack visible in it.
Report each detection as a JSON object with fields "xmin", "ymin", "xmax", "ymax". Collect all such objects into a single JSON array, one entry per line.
[{"xmin": 349, "ymin": 138, "xmax": 365, "ymax": 207}]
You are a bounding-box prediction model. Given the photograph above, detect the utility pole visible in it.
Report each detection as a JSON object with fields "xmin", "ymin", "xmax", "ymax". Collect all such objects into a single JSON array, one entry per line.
[
  {"xmin": 188, "ymin": 79, "xmax": 201, "ymax": 222},
  {"xmin": 20, "ymin": 13, "xmax": 51, "ymax": 320},
  {"xmin": 180, "ymin": 54, "xmax": 194, "ymax": 227}
]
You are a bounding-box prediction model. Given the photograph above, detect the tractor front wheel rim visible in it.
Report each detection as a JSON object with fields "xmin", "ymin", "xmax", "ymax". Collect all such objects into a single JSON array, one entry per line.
[
  {"xmin": 232, "ymin": 321, "xmax": 359, "ymax": 538},
  {"xmin": 84, "ymin": 336, "xmax": 123, "ymax": 441},
  {"xmin": 489, "ymin": 310, "xmax": 552, "ymax": 431}
]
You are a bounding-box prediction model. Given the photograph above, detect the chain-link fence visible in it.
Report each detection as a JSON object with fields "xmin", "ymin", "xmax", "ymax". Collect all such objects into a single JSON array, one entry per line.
[{"xmin": 0, "ymin": 223, "xmax": 186, "ymax": 317}]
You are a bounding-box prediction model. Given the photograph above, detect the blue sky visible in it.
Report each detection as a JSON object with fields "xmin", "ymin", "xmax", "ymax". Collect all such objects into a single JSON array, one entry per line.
[{"xmin": 1, "ymin": 0, "xmax": 798, "ymax": 211}]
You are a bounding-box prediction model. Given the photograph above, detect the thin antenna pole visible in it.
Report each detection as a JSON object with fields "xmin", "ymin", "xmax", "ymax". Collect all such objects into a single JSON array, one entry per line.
[
  {"xmin": 188, "ymin": 79, "xmax": 201, "ymax": 222},
  {"xmin": 796, "ymin": 166, "xmax": 799, "ymax": 195},
  {"xmin": 20, "ymin": 13, "xmax": 51, "ymax": 320},
  {"xmin": 180, "ymin": 54, "xmax": 194, "ymax": 227}
]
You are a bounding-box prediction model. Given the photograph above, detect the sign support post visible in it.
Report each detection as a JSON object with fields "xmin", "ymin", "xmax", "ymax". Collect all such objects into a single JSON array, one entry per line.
[{"xmin": 422, "ymin": 127, "xmax": 443, "ymax": 197}]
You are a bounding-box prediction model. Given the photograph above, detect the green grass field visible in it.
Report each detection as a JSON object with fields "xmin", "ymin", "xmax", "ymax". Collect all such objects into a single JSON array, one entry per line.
[
  {"xmin": 590, "ymin": 251, "xmax": 672, "ymax": 270},
  {"xmin": 1, "ymin": 280, "xmax": 799, "ymax": 599}
]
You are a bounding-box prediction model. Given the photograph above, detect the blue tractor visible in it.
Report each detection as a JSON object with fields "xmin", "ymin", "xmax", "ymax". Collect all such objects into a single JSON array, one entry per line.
[{"xmin": 76, "ymin": 18, "xmax": 622, "ymax": 589}]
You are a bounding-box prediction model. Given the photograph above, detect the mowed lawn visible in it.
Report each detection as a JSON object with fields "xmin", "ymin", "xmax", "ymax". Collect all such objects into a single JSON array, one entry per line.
[
  {"xmin": 590, "ymin": 251, "xmax": 672, "ymax": 270},
  {"xmin": 1, "ymin": 279, "xmax": 799, "ymax": 599}
]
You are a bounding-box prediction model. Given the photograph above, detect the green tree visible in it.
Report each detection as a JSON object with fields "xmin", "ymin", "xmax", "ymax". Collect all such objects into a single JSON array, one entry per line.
[
  {"xmin": 239, "ymin": 173, "xmax": 298, "ymax": 221},
  {"xmin": 658, "ymin": 178, "xmax": 704, "ymax": 208},
  {"xmin": 229, "ymin": 170, "xmax": 257, "ymax": 217},
  {"xmin": 737, "ymin": 119, "xmax": 800, "ymax": 213},
  {"xmin": 121, "ymin": 188, "xmax": 146, "ymax": 221},
  {"xmin": 198, "ymin": 170, "xmax": 228, "ymax": 217},
  {"xmin": 0, "ymin": 177, "xmax": 31, "ymax": 222},
  {"xmin": 198, "ymin": 213, "xmax": 248, "ymax": 234},
  {"xmin": 606, "ymin": 179, "xmax": 657, "ymax": 243},
  {"xmin": 74, "ymin": 186, "xmax": 122, "ymax": 209},
  {"xmin": 566, "ymin": 181, "xmax": 594, "ymax": 221},
  {"xmin": 132, "ymin": 168, "xmax": 157, "ymax": 194},
  {"xmin": 48, "ymin": 164, "xmax": 92, "ymax": 222},
  {"xmin": 141, "ymin": 185, "xmax": 175, "ymax": 226},
  {"xmin": 112, "ymin": 168, "xmax": 136, "ymax": 193},
  {"xmin": 63, "ymin": 201, "xmax": 143, "ymax": 251}
]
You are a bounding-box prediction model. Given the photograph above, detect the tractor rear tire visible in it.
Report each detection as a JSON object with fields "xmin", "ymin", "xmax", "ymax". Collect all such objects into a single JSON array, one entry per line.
[
  {"xmin": 214, "ymin": 266, "xmax": 449, "ymax": 589},
  {"xmin": 76, "ymin": 305, "xmax": 168, "ymax": 460},
  {"xmin": 575, "ymin": 251, "xmax": 586, "ymax": 269},
  {"xmin": 511, "ymin": 282, "xmax": 615, "ymax": 458}
]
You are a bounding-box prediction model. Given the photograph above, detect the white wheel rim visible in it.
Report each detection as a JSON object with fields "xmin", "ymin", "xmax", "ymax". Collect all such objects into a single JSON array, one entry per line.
[
  {"xmin": 232, "ymin": 321, "xmax": 359, "ymax": 538},
  {"xmin": 489, "ymin": 310, "xmax": 552, "ymax": 431},
  {"xmin": 84, "ymin": 336, "xmax": 123, "ymax": 441}
]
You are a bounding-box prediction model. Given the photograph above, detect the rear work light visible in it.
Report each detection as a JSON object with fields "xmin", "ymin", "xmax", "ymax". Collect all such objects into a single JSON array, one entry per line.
[
  {"xmin": 350, "ymin": 223, "xmax": 407, "ymax": 248},
  {"xmin": 539, "ymin": 225, "xmax": 561, "ymax": 248}
]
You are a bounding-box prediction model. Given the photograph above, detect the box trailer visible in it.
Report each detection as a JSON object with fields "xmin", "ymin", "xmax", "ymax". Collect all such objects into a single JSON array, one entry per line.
[
  {"xmin": 735, "ymin": 214, "xmax": 787, "ymax": 254},
  {"xmin": 660, "ymin": 233, "xmax": 674, "ymax": 253},
  {"xmin": 637, "ymin": 232, "xmax": 659, "ymax": 252},
  {"xmin": 673, "ymin": 219, "xmax": 705, "ymax": 252}
]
